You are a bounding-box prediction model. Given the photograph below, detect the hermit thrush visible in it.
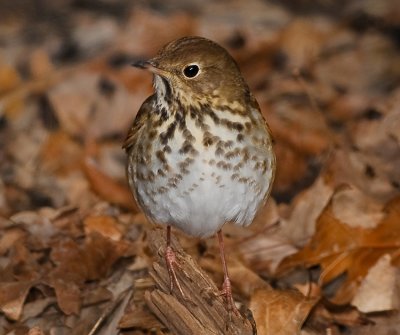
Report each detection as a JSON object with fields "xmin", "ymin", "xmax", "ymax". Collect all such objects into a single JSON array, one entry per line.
[{"xmin": 124, "ymin": 36, "xmax": 275, "ymax": 312}]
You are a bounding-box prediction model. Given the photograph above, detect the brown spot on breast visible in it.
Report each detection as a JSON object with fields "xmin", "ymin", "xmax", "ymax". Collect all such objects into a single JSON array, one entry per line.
[
  {"xmin": 234, "ymin": 162, "xmax": 244, "ymax": 171},
  {"xmin": 225, "ymin": 148, "xmax": 241, "ymax": 160},
  {"xmin": 178, "ymin": 157, "xmax": 194, "ymax": 174},
  {"xmin": 157, "ymin": 169, "xmax": 166, "ymax": 177},
  {"xmin": 158, "ymin": 186, "xmax": 168, "ymax": 194},
  {"xmin": 149, "ymin": 130, "xmax": 157, "ymax": 140},
  {"xmin": 238, "ymin": 177, "xmax": 250, "ymax": 184},
  {"xmin": 206, "ymin": 109, "xmax": 220, "ymax": 125},
  {"xmin": 216, "ymin": 161, "xmax": 232, "ymax": 170},
  {"xmin": 215, "ymin": 147, "xmax": 225, "ymax": 156},
  {"xmin": 160, "ymin": 121, "xmax": 177, "ymax": 144},
  {"xmin": 183, "ymin": 129, "xmax": 195, "ymax": 142},
  {"xmin": 148, "ymin": 171, "xmax": 155, "ymax": 182},
  {"xmin": 156, "ymin": 150, "xmax": 167, "ymax": 164},
  {"xmin": 179, "ymin": 140, "xmax": 198, "ymax": 155},
  {"xmin": 137, "ymin": 171, "xmax": 145, "ymax": 181},
  {"xmin": 231, "ymin": 173, "xmax": 239, "ymax": 181},
  {"xmin": 168, "ymin": 174, "xmax": 183, "ymax": 188},
  {"xmin": 203, "ymin": 131, "xmax": 220, "ymax": 147},
  {"xmin": 224, "ymin": 140, "xmax": 234, "ymax": 148},
  {"xmin": 241, "ymin": 148, "xmax": 250, "ymax": 161},
  {"xmin": 234, "ymin": 123, "xmax": 244, "ymax": 132},
  {"xmin": 203, "ymin": 137, "xmax": 214, "ymax": 146}
]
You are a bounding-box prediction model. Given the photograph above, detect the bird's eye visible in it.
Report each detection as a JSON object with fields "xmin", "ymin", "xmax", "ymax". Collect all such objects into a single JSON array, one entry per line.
[{"xmin": 183, "ymin": 64, "xmax": 200, "ymax": 78}]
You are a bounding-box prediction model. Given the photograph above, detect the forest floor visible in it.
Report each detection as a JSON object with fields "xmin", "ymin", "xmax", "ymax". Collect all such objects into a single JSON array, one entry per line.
[{"xmin": 0, "ymin": 0, "xmax": 400, "ymax": 334}]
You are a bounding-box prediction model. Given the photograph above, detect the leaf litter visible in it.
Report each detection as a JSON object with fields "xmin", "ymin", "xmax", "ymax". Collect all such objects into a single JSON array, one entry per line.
[{"xmin": 0, "ymin": 0, "xmax": 400, "ymax": 334}]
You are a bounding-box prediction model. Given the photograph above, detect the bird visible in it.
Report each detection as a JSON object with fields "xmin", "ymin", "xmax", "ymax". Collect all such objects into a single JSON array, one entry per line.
[{"xmin": 123, "ymin": 36, "xmax": 275, "ymax": 313}]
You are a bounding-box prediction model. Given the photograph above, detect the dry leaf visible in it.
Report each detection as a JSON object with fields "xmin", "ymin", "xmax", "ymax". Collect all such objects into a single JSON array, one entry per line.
[
  {"xmin": 352, "ymin": 254, "xmax": 400, "ymax": 312},
  {"xmin": 83, "ymin": 215, "xmax": 123, "ymax": 241},
  {"xmin": 0, "ymin": 281, "xmax": 34, "ymax": 320},
  {"xmin": 331, "ymin": 186, "xmax": 384, "ymax": 229},
  {"xmin": 28, "ymin": 326, "xmax": 45, "ymax": 335},
  {"xmin": 278, "ymin": 195, "xmax": 400, "ymax": 304},
  {"xmin": 83, "ymin": 156, "xmax": 138, "ymax": 211},
  {"xmin": 0, "ymin": 227, "xmax": 26, "ymax": 255},
  {"xmin": 40, "ymin": 131, "xmax": 83, "ymax": 175},
  {"xmin": 250, "ymin": 288, "xmax": 317, "ymax": 335},
  {"xmin": 47, "ymin": 232, "xmax": 131, "ymax": 314},
  {"xmin": 29, "ymin": 49, "xmax": 54, "ymax": 79},
  {"xmin": 281, "ymin": 174, "xmax": 335, "ymax": 245}
]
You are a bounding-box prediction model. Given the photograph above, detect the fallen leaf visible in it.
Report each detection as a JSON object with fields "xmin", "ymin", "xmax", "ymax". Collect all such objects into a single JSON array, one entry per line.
[
  {"xmin": 0, "ymin": 64, "xmax": 21, "ymax": 93},
  {"xmin": 0, "ymin": 281, "xmax": 34, "ymax": 320},
  {"xmin": 278, "ymin": 194, "xmax": 400, "ymax": 305},
  {"xmin": 281, "ymin": 174, "xmax": 335, "ymax": 245},
  {"xmin": 29, "ymin": 49, "xmax": 54, "ymax": 79},
  {"xmin": 250, "ymin": 288, "xmax": 317, "ymax": 335},
  {"xmin": 28, "ymin": 326, "xmax": 45, "ymax": 335},
  {"xmin": 278, "ymin": 18, "xmax": 329, "ymax": 69},
  {"xmin": 0, "ymin": 227, "xmax": 26, "ymax": 255},
  {"xmin": 83, "ymin": 156, "xmax": 138, "ymax": 211},
  {"xmin": 331, "ymin": 186, "xmax": 384, "ymax": 229},
  {"xmin": 51, "ymin": 279, "xmax": 81, "ymax": 315},
  {"xmin": 40, "ymin": 131, "xmax": 83, "ymax": 175},
  {"xmin": 47, "ymin": 232, "xmax": 132, "ymax": 314},
  {"xmin": 352, "ymin": 254, "xmax": 400, "ymax": 312},
  {"xmin": 83, "ymin": 215, "xmax": 123, "ymax": 241}
]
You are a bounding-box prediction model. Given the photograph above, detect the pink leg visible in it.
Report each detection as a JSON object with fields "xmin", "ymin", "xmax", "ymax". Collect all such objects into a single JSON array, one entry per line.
[
  {"xmin": 217, "ymin": 230, "xmax": 240, "ymax": 315},
  {"xmin": 165, "ymin": 226, "xmax": 185, "ymax": 297}
]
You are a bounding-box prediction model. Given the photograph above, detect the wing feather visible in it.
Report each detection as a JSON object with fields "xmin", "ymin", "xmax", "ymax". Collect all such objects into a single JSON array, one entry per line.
[{"xmin": 123, "ymin": 94, "xmax": 155, "ymax": 151}]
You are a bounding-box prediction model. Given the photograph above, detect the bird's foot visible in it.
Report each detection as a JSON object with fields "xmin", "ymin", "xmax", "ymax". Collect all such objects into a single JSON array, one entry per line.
[
  {"xmin": 219, "ymin": 277, "xmax": 240, "ymax": 316},
  {"xmin": 165, "ymin": 245, "xmax": 186, "ymax": 299}
]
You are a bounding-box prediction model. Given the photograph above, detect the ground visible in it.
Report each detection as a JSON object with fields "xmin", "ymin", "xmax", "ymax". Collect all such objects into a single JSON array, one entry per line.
[{"xmin": 0, "ymin": 0, "xmax": 400, "ymax": 334}]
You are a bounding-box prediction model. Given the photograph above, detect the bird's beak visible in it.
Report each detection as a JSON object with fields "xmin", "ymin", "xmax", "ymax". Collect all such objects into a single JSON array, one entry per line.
[
  {"xmin": 131, "ymin": 59, "xmax": 169, "ymax": 77},
  {"xmin": 131, "ymin": 60, "xmax": 152, "ymax": 69}
]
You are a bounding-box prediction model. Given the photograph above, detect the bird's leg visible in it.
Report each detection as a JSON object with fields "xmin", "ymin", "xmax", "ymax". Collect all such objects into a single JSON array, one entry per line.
[
  {"xmin": 217, "ymin": 230, "xmax": 240, "ymax": 315},
  {"xmin": 165, "ymin": 225, "xmax": 185, "ymax": 298}
]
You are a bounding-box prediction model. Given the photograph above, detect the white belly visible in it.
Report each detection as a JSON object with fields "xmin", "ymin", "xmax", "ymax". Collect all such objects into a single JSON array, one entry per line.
[{"xmin": 128, "ymin": 115, "xmax": 274, "ymax": 238}]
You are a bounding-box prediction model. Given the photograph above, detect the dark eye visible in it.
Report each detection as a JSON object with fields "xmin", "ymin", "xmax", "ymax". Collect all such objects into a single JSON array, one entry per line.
[{"xmin": 183, "ymin": 64, "xmax": 200, "ymax": 78}]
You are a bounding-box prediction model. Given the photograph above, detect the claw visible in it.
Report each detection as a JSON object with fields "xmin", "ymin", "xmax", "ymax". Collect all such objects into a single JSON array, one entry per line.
[
  {"xmin": 217, "ymin": 230, "xmax": 241, "ymax": 316},
  {"xmin": 219, "ymin": 277, "xmax": 240, "ymax": 316},
  {"xmin": 165, "ymin": 245, "xmax": 185, "ymax": 298},
  {"xmin": 164, "ymin": 226, "xmax": 186, "ymax": 299}
]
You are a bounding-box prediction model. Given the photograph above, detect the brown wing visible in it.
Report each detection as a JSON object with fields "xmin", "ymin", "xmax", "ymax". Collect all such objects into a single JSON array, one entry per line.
[{"xmin": 123, "ymin": 94, "xmax": 156, "ymax": 152}]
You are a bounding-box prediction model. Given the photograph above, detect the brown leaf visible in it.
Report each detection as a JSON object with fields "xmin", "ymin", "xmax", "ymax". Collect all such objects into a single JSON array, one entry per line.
[
  {"xmin": 40, "ymin": 131, "xmax": 83, "ymax": 175},
  {"xmin": 0, "ymin": 228, "xmax": 26, "ymax": 255},
  {"xmin": 50, "ymin": 233, "xmax": 130, "ymax": 283},
  {"xmin": 29, "ymin": 49, "xmax": 54, "ymax": 79},
  {"xmin": 250, "ymin": 288, "xmax": 317, "ymax": 335},
  {"xmin": 281, "ymin": 174, "xmax": 335, "ymax": 245},
  {"xmin": 48, "ymin": 232, "xmax": 131, "ymax": 314},
  {"xmin": 0, "ymin": 64, "xmax": 21, "ymax": 93},
  {"xmin": 278, "ymin": 193, "xmax": 400, "ymax": 305},
  {"xmin": 83, "ymin": 156, "xmax": 138, "ymax": 211},
  {"xmin": 0, "ymin": 281, "xmax": 34, "ymax": 320},
  {"xmin": 51, "ymin": 279, "xmax": 81, "ymax": 315},
  {"xmin": 279, "ymin": 19, "xmax": 327, "ymax": 69},
  {"xmin": 352, "ymin": 254, "xmax": 400, "ymax": 312},
  {"xmin": 28, "ymin": 326, "xmax": 45, "ymax": 335},
  {"xmin": 83, "ymin": 215, "xmax": 123, "ymax": 241}
]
